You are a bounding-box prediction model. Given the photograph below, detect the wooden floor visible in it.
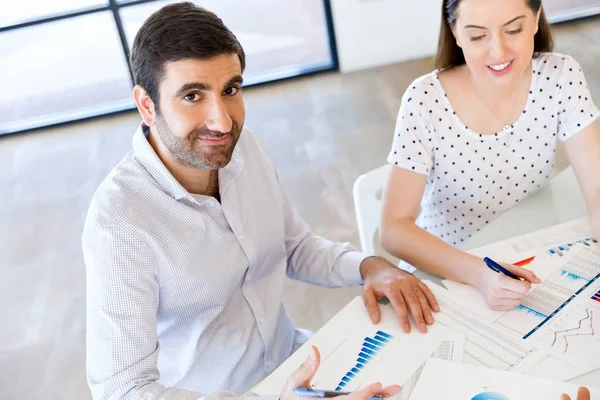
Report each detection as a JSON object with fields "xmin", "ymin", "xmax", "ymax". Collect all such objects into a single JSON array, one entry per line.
[{"xmin": 0, "ymin": 16, "xmax": 599, "ymax": 400}]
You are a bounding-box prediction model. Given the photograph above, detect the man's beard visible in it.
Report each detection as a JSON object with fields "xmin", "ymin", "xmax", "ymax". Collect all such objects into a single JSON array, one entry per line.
[{"xmin": 155, "ymin": 113, "xmax": 242, "ymax": 170}]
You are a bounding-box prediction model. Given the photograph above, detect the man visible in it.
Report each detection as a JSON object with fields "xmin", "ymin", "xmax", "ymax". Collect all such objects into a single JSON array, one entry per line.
[{"xmin": 82, "ymin": 3, "xmax": 440, "ymax": 399}]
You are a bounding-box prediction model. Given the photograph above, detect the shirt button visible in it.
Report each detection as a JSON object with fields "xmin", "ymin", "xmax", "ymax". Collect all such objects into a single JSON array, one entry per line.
[
  {"xmin": 259, "ymin": 316, "xmax": 265, "ymax": 323},
  {"xmin": 266, "ymin": 361, "xmax": 273, "ymax": 369}
]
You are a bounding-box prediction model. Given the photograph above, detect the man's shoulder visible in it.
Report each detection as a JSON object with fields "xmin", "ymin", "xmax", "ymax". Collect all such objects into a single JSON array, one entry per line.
[{"xmin": 83, "ymin": 151, "xmax": 157, "ymax": 235}]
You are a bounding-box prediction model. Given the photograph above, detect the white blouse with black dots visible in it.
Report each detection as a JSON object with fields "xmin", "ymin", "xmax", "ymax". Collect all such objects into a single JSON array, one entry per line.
[{"xmin": 388, "ymin": 52, "xmax": 599, "ymax": 249}]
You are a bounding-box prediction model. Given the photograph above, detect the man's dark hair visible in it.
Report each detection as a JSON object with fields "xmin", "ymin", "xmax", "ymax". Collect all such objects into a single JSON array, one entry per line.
[{"xmin": 130, "ymin": 2, "xmax": 246, "ymax": 109}]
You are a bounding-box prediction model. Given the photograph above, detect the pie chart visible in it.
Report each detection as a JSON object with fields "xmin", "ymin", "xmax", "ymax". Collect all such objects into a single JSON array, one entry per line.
[{"xmin": 471, "ymin": 392, "xmax": 511, "ymax": 400}]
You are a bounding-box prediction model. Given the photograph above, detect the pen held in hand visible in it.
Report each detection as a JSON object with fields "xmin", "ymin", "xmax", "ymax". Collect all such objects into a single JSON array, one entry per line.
[
  {"xmin": 293, "ymin": 388, "xmax": 385, "ymax": 400},
  {"xmin": 483, "ymin": 257, "xmax": 522, "ymax": 281}
]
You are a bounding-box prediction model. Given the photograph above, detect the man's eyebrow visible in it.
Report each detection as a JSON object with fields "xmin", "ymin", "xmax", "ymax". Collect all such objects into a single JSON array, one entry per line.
[
  {"xmin": 223, "ymin": 75, "xmax": 244, "ymax": 87},
  {"xmin": 173, "ymin": 82, "xmax": 211, "ymax": 97}
]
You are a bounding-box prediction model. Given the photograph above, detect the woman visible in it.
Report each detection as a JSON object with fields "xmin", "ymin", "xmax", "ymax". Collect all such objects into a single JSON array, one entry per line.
[{"xmin": 380, "ymin": 0, "xmax": 600, "ymax": 310}]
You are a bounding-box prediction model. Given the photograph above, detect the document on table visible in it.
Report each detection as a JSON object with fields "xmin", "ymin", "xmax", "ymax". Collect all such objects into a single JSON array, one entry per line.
[
  {"xmin": 492, "ymin": 246, "xmax": 600, "ymax": 340},
  {"xmin": 252, "ymin": 296, "xmax": 457, "ymax": 396},
  {"xmin": 423, "ymin": 281, "xmax": 547, "ymax": 373},
  {"xmin": 436, "ymin": 244, "xmax": 600, "ymax": 379},
  {"xmin": 433, "ymin": 276, "xmax": 588, "ymax": 381},
  {"xmin": 436, "ymin": 245, "xmax": 600, "ymax": 373},
  {"xmin": 443, "ymin": 218, "xmax": 599, "ymax": 324},
  {"xmin": 409, "ymin": 358, "xmax": 600, "ymax": 400}
]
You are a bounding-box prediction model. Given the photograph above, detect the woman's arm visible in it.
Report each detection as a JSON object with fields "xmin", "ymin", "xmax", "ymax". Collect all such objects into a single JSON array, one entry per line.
[
  {"xmin": 380, "ymin": 166, "xmax": 538, "ymax": 310},
  {"xmin": 380, "ymin": 166, "xmax": 483, "ymax": 284}
]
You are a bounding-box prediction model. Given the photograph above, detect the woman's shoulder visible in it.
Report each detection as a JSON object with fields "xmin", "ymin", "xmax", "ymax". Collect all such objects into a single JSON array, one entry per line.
[
  {"xmin": 535, "ymin": 52, "xmax": 579, "ymax": 63},
  {"xmin": 533, "ymin": 52, "xmax": 584, "ymax": 77},
  {"xmin": 401, "ymin": 69, "xmax": 447, "ymax": 105}
]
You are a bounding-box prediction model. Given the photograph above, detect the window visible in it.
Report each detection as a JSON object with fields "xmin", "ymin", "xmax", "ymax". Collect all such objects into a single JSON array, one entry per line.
[
  {"xmin": 0, "ymin": 0, "xmax": 337, "ymax": 135},
  {"xmin": 0, "ymin": 12, "xmax": 133, "ymax": 133}
]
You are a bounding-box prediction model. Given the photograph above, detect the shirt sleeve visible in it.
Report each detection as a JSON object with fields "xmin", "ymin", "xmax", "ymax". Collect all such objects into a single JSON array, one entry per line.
[
  {"xmin": 387, "ymin": 90, "xmax": 434, "ymax": 175},
  {"xmin": 83, "ymin": 221, "xmax": 281, "ymax": 400},
  {"xmin": 557, "ymin": 55, "xmax": 600, "ymax": 142}
]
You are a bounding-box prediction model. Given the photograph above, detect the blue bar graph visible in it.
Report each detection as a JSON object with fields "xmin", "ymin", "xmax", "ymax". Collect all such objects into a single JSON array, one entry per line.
[
  {"xmin": 363, "ymin": 342, "xmax": 379, "ymax": 351},
  {"xmin": 364, "ymin": 337, "xmax": 383, "ymax": 347},
  {"xmin": 361, "ymin": 348, "xmax": 375, "ymax": 356},
  {"xmin": 334, "ymin": 330, "xmax": 394, "ymax": 391}
]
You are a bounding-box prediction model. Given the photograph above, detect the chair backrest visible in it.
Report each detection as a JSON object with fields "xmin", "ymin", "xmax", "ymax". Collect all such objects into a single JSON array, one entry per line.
[{"xmin": 352, "ymin": 164, "xmax": 391, "ymax": 255}]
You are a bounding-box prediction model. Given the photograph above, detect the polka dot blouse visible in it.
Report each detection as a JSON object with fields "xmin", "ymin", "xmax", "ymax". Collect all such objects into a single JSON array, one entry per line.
[{"xmin": 387, "ymin": 53, "xmax": 599, "ymax": 248}]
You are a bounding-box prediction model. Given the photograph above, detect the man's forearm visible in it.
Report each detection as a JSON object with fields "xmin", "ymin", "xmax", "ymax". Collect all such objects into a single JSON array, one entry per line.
[{"xmin": 286, "ymin": 231, "xmax": 364, "ymax": 287}]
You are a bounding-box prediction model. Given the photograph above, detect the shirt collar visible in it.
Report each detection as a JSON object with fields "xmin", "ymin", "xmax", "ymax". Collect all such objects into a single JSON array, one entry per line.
[{"xmin": 132, "ymin": 123, "xmax": 244, "ymax": 201}]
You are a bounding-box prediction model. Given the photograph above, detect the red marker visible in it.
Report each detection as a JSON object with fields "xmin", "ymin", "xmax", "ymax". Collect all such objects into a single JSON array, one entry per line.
[{"xmin": 513, "ymin": 256, "xmax": 536, "ymax": 267}]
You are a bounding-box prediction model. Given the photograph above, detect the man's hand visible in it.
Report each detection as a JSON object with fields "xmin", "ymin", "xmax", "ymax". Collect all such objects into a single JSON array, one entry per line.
[
  {"xmin": 280, "ymin": 346, "xmax": 401, "ymax": 400},
  {"xmin": 561, "ymin": 386, "xmax": 590, "ymax": 400},
  {"xmin": 360, "ymin": 256, "xmax": 439, "ymax": 333}
]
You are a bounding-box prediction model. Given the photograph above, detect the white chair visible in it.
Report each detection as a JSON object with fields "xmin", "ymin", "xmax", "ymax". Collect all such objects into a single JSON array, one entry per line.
[
  {"xmin": 352, "ymin": 164, "xmax": 391, "ymax": 255},
  {"xmin": 352, "ymin": 164, "xmax": 414, "ymax": 272}
]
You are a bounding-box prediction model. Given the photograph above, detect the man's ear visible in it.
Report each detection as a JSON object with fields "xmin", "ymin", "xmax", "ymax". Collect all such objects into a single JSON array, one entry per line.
[{"xmin": 133, "ymin": 85, "xmax": 157, "ymax": 126}]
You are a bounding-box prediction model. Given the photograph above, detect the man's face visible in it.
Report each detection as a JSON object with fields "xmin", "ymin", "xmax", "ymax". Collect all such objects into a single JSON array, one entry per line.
[{"xmin": 152, "ymin": 54, "xmax": 245, "ymax": 170}]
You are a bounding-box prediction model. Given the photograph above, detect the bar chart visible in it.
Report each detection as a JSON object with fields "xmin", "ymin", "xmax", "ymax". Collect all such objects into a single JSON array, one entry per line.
[{"xmin": 335, "ymin": 331, "xmax": 393, "ymax": 391}]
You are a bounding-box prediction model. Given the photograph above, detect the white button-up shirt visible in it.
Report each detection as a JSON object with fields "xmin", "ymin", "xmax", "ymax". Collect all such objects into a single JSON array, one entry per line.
[{"xmin": 82, "ymin": 125, "xmax": 365, "ymax": 400}]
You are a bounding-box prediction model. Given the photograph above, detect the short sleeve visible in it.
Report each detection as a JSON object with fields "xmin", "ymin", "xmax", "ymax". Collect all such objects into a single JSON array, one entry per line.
[
  {"xmin": 557, "ymin": 56, "xmax": 600, "ymax": 142},
  {"xmin": 387, "ymin": 93, "xmax": 434, "ymax": 175}
]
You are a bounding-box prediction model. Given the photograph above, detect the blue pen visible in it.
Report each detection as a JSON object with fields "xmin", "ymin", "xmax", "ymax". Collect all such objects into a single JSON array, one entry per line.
[
  {"xmin": 293, "ymin": 388, "xmax": 384, "ymax": 400},
  {"xmin": 483, "ymin": 257, "xmax": 521, "ymax": 280}
]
